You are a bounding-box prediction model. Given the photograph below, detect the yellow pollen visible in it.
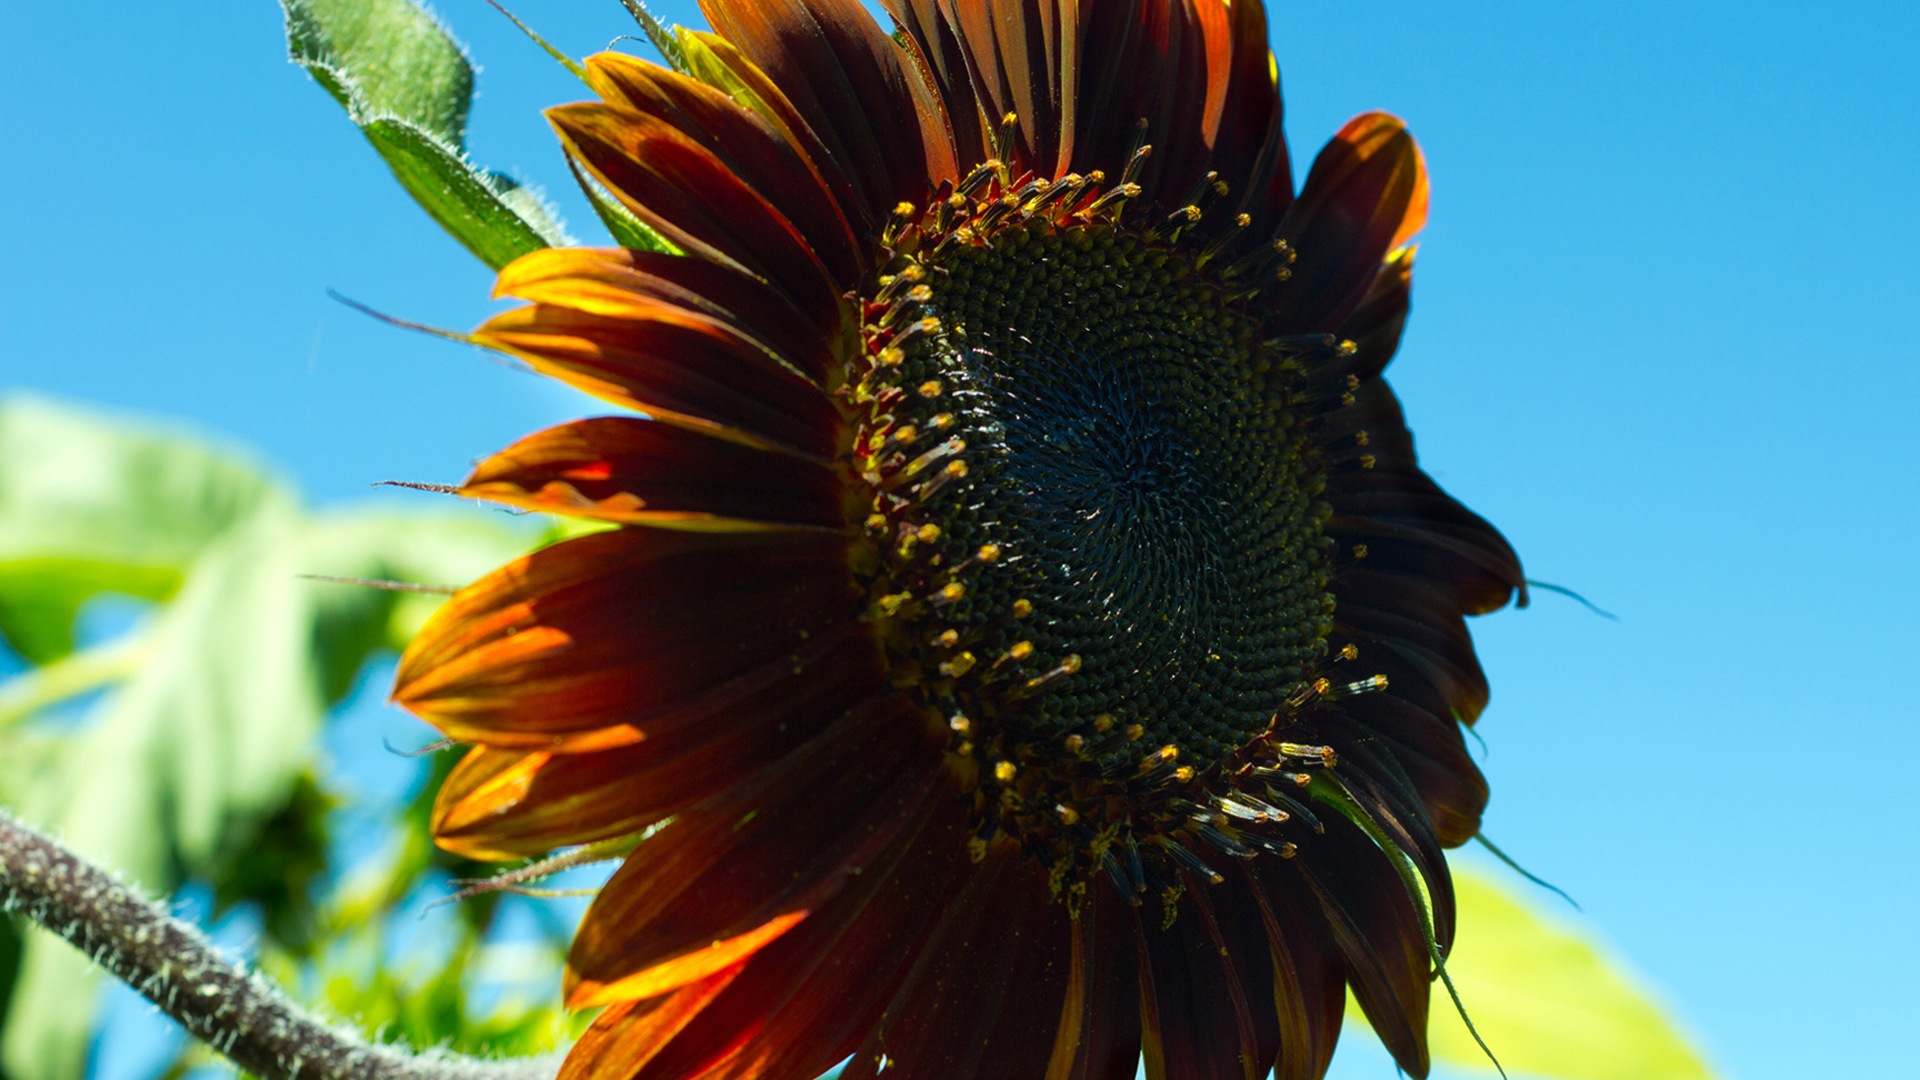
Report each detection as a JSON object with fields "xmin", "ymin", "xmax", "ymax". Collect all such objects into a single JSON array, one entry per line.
[
  {"xmin": 900, "ymin": 264, "xmax": 924, "ymax": 282},
  {"xmin": 1063, "ymin": 733, "xmax": 1086, "ymax": 753},
  {"xmin": 948, "ymin": 714, "xmax": 972, "ymax": 733},
  {"xmin": 1158, "ymin": 744, "xmax": 1180, "ymax": 762},
  {"xmin": 1174, "ymin": 765, "xmax": 1195, "ymax": 783},
  {"xmin": 1012, "ymin": 598, "xmax": 1033, "ymax": 618},
  {"xmin": 1093, "ymin": 714, "xmax": 1115, "ymax": 733},
  {"xmin": 1180, "ymin": 205, "xmax": 1202, "ymax": 222},
  {"xmin": 944, "ymin": 460, "xmax": 969, "ymax": 478},
  {"xmin": 1338, "ymin": 340, "xmax": 1358, "ymax": 356},
  {"xmin": 918, "ymin": 380, "xmax": 943, "ymax": 397},
  {"xmin": 1055, "ymin": 804, "xmax": 1080, "ymax": 825},
  {"xmin": 941, "ymin": 651, "xmax": 978, "ymax": 677},
  {"xmin": 1352, "ymin": 543, "xmax": 1369, "ymax": 559},
  {"xmin": 1235, "ymin": 212, "xmax": 1252, "ymax": 227},
  {"xmin": 977, "ymin": 543, "xmax": 1002, "ymax": 562},
  {"xmin": 930, "ymin": 413, "xmax": 955, "ymax": 429},
  {"xmin": 916, "ymin": 523, "xmax": 942, "ymax": 542},
  {"xmin": 1060, "ymin": 654, "xmax": 1082, "ymax": 674},
  {"xmin": 948, "ymin": 194, "xmax": 968, "ymax": 210},
  {"xmin": 1354, "ymin": 430, "xmax": 1371, "ymax": 446},
  {"xmin": 1340, "ymin": 643, "xmax": 1360, "ymax": 661},
  {"xmin": 907, "ymin": 284, "xmax": 933, "ymax": 302},
  {"xmin": 940, "ymin": 582, "xmax": 966, "ymax": 602},
  {"xmin": 1125, "ymin": 723, "xmax": 1145, "ymax": 741},
  {"xmin": 878, "ymin": 592, "xmax": 911, "ymax": 615},
  {"xmin": 1313, "ymin": 677, "xmax": 1332, "ymax": 695},
  {"xmin": 1276, "ymin": 267, "xmax": 1293, "ymax": 281},
  {"xmin": 1345, "ymin": 374, "xmax": 1361, "ymax": 390},
  {"xmin": 1359, "ymin": 454, "xmax": 1377, "ymax": 469},
  {"xmin": 894, "ymin": 424, "xmax": 918, "ymax": 445},
  {"xmin": 865, "ymin": 513, "xmax": 887, "ymax": 532},
  {"xmin": 936, "ymin": 629, "xmax": 959, "ymax": 648},
  {"xmin": 918, "ymin": 316, "xmax": 942, "ymax": 334},
  {"xmin": 994, "ymin": 760, "xmax": 1018, "ymax": 782},
  {"xmin": 893, "ymin": 201, "xmax": 916, "ymax": 217},
  {"xmin": 1009, "ymin": 640, "xmax": 1034, "ymax": 661},
  {"xmin": 877, "ymin": 346, "xmax": 904, "ymax": 367}
]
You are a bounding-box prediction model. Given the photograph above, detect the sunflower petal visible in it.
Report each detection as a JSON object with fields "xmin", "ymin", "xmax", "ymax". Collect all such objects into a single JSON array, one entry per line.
[
  {"xmin": 1138, "ymin": 882, "xmax": 1269, "ymax": 1080},
  {"xmin": 557, "ymin": 967, "xmax": 746, "ymax": 1080},
  {"xmin": 839, "ymin": 851, "xmax": 1071, "ymax": 1080},
  {"xmin": 1273, "ymin": 112, "xmax": 1429, "ymax": 329},
  {"xmin": 625, "ymin": 800, "xmax": 975, "ymax": 1080},
  {"xmin": 564, "ymin": 696, "xmax": 945, "ymax": 1007},
  {"xmin": 550, "ymin": 102, "xmax": 844, "ymax": 320},
  {"xmin": 1240, "ymin": 862, "xmax": 1347, "ymax": 1080},
  {"xmin": 472, "ymin": 300, "xmax": 841, "ymax": 457},
  {"xmin": 458, "ymin": 416, "xmax": 845, "ymax": 531},
  {"xmin": 700, "ymin": 0, "xmax": 955, "ymax": 216},
  {"xmin": 430, "ymin": 632, "xmax": 880, "ymax": 860},
  {"xmin": 492, "ymin": 246, "xmax": 840, "ymax": 382},
  {"xmin": 581, "ymin": 52, "xmax": 868, "ymax": 285},
  {"xmin": 393, "ymin": 529, "xmax": 862, "ymax": 748},
  {"xmin": 1287, "ymin": 812, "xmax": 1434, "ymax": 1077}
]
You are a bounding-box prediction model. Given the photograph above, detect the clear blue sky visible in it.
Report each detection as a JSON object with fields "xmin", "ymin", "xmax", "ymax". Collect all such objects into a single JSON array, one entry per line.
[{"xmin": 4, "ymin": 3, "xmax": 1917, "ymax": 1079}]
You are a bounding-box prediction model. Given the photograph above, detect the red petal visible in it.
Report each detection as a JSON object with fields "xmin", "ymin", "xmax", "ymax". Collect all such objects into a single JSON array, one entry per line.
[
  {"xmin": 1044, "ymin": 893, "xmax": 1144, "ymax": 1080},
  {"xmin": 393, "ymin": 529, "xmax": 863, "ymax": 749},
  {"xmin": 840, "ymin": 849, "xmax": 1072, "ymax": 1080},
  {"xmin": 492, "ymin": 245, "xmax": 840, "ymax": 385},
  {"xmin": 1238, "ymin": 862, "xmax": 1346, "ymax": 1080},
  {"xmin": 583, "ymin": 53, "xmax": 868, "ymax": 286},
  {"xmin": 1285, "ymin": 812, "xmax": 1434, "ymax": 1078},
  {"xmin": 459, "ymin": 416, "xmax": 846, "ymax": 531},
  {"xmin": 430, "ymin": 631, "xmax": 881, "ymax": 860},
  {"xmin": 472, "ymin": 301, "xmax": 842, "ymax": 458},
  {"xmin": 1272, "ymin": 112, "xmax": 1429, "ymax": 330},
  {"xmin": 1137, "ymin": 882, "xmax": 1264, "ymax": 1080},
  {"xmin": 558, "ymin": 966, "xmax": 746, "ymax": 1080},
  {"xmin": 626, "ymin": 797, "xmax": 976, "ymax": 1080},
  {"xmin": 701, "ymin": 0, "xmax": 954, "ymax": 217},
  {"xmin": 550, "ymin": 102, "xmax": 844, "ymax": 320},
  {"xmin": 565, "ymin": 696, "xmax": 946, "ymax": 1007}
]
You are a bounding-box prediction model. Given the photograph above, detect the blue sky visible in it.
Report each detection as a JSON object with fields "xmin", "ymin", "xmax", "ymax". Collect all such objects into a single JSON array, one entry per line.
[{"xmin": 4, "ymin": 2, "xmax": 1918, "ymax": 1079}]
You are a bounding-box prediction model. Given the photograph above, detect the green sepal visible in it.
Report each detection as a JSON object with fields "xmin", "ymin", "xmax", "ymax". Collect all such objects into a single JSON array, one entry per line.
[{"xmin": 566, "ymin": 158, "xmax": 676, "ymax": 253}]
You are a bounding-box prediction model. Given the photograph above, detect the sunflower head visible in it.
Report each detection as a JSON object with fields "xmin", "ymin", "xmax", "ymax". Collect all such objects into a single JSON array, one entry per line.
[{"xmin": 394, "ymin": 1, "xmax": 1524, "ymax": 1078}]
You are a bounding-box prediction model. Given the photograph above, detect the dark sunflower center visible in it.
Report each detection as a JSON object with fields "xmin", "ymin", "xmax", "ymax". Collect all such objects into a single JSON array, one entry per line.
[{"xmin": 856, "ymin": 221, "xmax": 1333, "ymax": 772}]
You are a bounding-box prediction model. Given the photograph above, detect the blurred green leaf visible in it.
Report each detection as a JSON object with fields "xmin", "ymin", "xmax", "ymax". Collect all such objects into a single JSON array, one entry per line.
[
  {"xmin": 1371, "ymin": 866, "xmax": 1718, "ymax": 1080},
  {"xmin": 0, "ymin": 398, "xmax": 531, "ymax": 1080},
  {"xmin": 0, "ymin": 398, "xmax": 280, "ymax": 663},
  {"xmin": 281, "ymin": 0, "xmax": 567, "ymax": 268}
]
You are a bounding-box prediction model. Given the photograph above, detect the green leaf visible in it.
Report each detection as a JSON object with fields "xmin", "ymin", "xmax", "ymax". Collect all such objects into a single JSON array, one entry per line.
[
  {"xmin": 1406, "ymin": 867, "xmax": 1717, "ymax": 1080},
  {"xmin": 281, "ymin": 0, "xmax": 568, "ymax": 268},
  {"xmin": 283, "ymin": 0, "xmax": 472, "ymax": 142},
  {"xmin": 359, "ymin": 118, "xmax": 560, "ymax": 271},
  {"xmin": 0, "ymin": 397, "xmax": 280, "ymax": 663}
]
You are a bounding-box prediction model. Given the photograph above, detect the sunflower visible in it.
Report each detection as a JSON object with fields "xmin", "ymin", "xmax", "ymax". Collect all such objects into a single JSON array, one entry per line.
[{"xmin": 393, "ymin": 0, "xmax": 1524, "ymax": 1077}]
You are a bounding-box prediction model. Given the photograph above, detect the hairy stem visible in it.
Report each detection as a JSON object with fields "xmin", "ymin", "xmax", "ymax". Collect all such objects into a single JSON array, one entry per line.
[{"xmin": 0, "ymin": 809, "xmax": 560, "ymax": 1080}]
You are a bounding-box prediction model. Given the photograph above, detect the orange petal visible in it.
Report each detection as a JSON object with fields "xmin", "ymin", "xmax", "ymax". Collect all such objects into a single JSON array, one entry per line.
[
  {"xmin": 459, "ymin": 416, "xmax": 846, "ymax": 531},
  {"xmin": 492, "ymin": 246, "xmax": 840, "ymax": 383},
  {"xmin": 565, "ymin": 696, "xmax": 945, "ymax": 1007},
  {"xmin": 1272, "ymin": 112, "xmax": 1430, "ymax": 330},
  {"xmin": 700, "ymin": 0, "xmax": 955, "ymax": 218},
  {"xmin": 393, "ymin": 529, "xmax": 863, "ymax": 748},
  {"xmin": 471, "ymin": 300, "xmax": 842, "ymax": 458},
  {"xmin": 430, "ymin": 631, "xmax": 883, "ymax": 860},
  {"xmin": 557, "ymin": 965, "xmax": 746, "ymax": 1080},
  {"xmin": 582, "ymin": 53, "xmax": 867, "ymax": 285},
  {"xmin": 550, "ymin": 102, "xmax": 844, "ymax": 319}
]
